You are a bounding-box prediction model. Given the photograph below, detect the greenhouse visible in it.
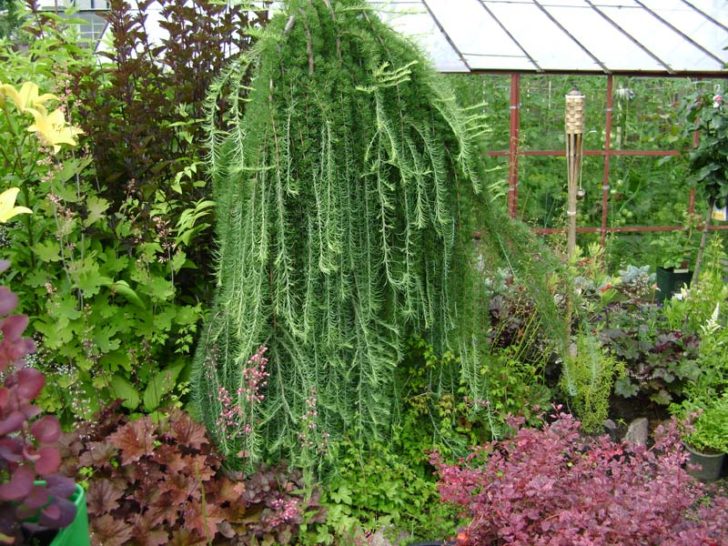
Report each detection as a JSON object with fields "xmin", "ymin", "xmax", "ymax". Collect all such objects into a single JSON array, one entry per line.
[{"xmin": 0, "ymin": 0, "xmax": 727, "ymax": 545}]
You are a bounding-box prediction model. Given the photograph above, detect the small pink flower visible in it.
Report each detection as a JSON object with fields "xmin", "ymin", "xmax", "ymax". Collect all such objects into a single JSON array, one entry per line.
[{"xmin": 713, "ymin": 94, "xmax": 723, "ymax": 108}]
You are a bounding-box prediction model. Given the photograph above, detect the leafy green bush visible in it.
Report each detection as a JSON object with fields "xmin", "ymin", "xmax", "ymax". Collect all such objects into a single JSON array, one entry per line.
[
  {"xmin": 19, "ymin": 175, "xmax": 205, "ymax": 418},
  {"xmin": 302, "ymin": 437, "xmax": 458, "ymax": 546},
  {"xmin": 561, "ymin": 333, "xmax": 624, "ymax": 433},
  {"xmin": 0, "ymin": 2, "xmax": 259, "ymax": 419},
  {"xmin": 663, "ymin": 237, "xmax": 727, "ymax": 335},
  {"xmin": 678, "ymin": 395, "xmax": 728, "ymax": 454}
]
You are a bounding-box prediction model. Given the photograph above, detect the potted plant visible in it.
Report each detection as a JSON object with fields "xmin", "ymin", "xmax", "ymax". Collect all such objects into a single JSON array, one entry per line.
[
  {"xmin": 650, "ymin": 219, "xmax": 698, "ymax": 302},
  {"xmin": 680, "ymin": 395, "xmax": 728, "ymax": 482},
  {"xmin": 0, "ymin": 260, "xmax": 90, "ymax": 545}
]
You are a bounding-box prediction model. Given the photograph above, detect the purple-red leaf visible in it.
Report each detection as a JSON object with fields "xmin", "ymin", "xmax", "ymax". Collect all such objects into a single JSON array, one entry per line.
[
  {"xmin": 15, "ymin": 368, "xmax": 44, "ymax": 401},
  {"xmin": 78, "ymin": 440, "xmax": 116, "ymax": 468},
  {"xmin": 109, "ymin": 418, "xmax": 156, "ymax": 465},
  {"xmin": 0, "ymin": 465, "xmax": 34, "ymax": 500},
  {"xmin": 38, "ymin": 497, "xmax": 75, "ymax": 529},
  {"xmin": 31, "ymin": 416, "xmax": 61, "ymax": 445},
  {"xmin": 169, "ymin": 410, "xmax": 208, "ymax": 450},
  {"xmin": 0, "ymin": 437, "xmax": 23, "ymax": 463},
  {"xmin": 0, "ymin": 411, "xmax": 25, "ymax": 436},
  {"xmin": 92, "ymin": 514, "xmax": 135, "ymax": 546},
  {"xmin": 23, "ymin": 484, "xmax": 51, "ymax": 509},
  {"xmin": 34, "ymin": 446, "xmax": 61, "ymax": 476},
  {"xmin": 44, "ymin": 475, "xmax": 76, "ymax": 499},
  {"xmin": 87, "ymin": 479, "xmax": 124, "ymax": 516},
  {"xmin": 1, "ymin": 315, "xmax": 28, "ymax": 341},
  {"xmin": 0, "ymin": 288, "xmax": 18, "ymax": 315}
]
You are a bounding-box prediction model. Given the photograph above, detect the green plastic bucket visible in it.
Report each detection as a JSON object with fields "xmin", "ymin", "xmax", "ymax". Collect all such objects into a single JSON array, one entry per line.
[{"xmin": 49, "ymin": 484, "xmax": 90, "ymax": 546}]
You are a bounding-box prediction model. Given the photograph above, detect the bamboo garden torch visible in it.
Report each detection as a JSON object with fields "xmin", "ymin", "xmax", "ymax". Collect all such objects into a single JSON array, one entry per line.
[
  {"xmin": 565, "ymin": 88, "xmax": 585, "ymax": 359},
  {"xmin": 565, "ymin": 88, "xmax": 585, "ymax": 262}
]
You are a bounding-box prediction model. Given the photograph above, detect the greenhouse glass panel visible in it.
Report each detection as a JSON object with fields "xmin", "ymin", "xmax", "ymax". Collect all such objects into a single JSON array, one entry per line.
[
  {"xmin": 640, "ymin": 0, "xmax": 728, "ymax": 60},
  {"xmin": 595, "ymin": 5, "xmax": 723, "ymax": 72},
  {"xmin": 486, "ymin": 2, "xmax": 601, "ymax": 70},
  {"xmin": 426, "ymin": 0, "xmax": 529, "ymax": 64},
  {"xmin": 544, "ymin": 6, "xmax": 665, "ymax": 72}
]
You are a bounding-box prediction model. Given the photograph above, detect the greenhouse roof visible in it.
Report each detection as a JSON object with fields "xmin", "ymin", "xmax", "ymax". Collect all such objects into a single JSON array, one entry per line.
[{"xmin": 372, "ymin": 0, "xmax": 728, "ymax": 75}]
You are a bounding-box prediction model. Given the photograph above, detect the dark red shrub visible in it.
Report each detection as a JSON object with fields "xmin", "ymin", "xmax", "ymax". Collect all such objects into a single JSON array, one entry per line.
[
  {"xmin": 61, "ymin": 404, "xmax": 324, "ymax": 546},
  {"xmin": 0, "ymin": 261, "xmax": 77, "ymax": 543},
  {"xmin": 432, "ymin": 409, "xmax": 728, "ymax": 546}
]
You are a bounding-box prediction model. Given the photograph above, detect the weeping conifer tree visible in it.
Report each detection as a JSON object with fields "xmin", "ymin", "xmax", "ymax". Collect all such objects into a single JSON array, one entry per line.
[{"xmin": 193, "ymin": 0, "xmax": 566, "ymax": 469}]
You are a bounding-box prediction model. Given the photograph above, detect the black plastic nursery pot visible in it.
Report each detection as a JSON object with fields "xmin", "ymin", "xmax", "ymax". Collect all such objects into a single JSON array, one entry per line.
[
  {"xmin": 685, "ymin": 444, "xmax": 725, "ymax": 483},
  {"xmin": 655, "ymin": 267, "xmax": 692, "ymax": 303}
]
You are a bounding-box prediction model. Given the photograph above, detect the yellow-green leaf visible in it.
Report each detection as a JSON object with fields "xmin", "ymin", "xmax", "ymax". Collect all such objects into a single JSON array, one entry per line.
[{"xmin": 110, "ymin": 375, "xmax": 140, "ymax": 410}]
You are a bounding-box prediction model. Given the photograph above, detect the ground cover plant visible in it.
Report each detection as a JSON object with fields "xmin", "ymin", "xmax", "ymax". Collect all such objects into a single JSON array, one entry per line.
[{"xmin": 433, "ymin": 409, "xmax": 728, "ymax": 546}]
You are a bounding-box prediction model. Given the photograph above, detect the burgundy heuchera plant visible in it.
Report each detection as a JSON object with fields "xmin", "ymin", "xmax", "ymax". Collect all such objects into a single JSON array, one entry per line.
[
  {"xmin": 432, "ymin": 408, "xmax": 728, "ymax": 546},
  {"xmin": 60, "ymin": 401, "xmax": 324, "ymax": 546},
  {"xmin": 0, "ymin": 261, "xmax": 76, "ymax": 544}
]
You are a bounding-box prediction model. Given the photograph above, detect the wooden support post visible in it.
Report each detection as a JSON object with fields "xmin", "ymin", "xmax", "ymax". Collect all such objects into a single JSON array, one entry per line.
[
  {"xmin": 508, "ymin": 73, "xmax": 521, "ymax": 219},
  {"xmin": 600, "ymin": 76, "xmax": 613, "ymax": 248}
]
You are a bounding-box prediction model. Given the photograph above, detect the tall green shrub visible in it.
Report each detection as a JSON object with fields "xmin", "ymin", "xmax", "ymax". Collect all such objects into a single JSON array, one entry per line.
[{"xmin": 194, "ymin": 0, "xmax": 565, "ymax": 468}]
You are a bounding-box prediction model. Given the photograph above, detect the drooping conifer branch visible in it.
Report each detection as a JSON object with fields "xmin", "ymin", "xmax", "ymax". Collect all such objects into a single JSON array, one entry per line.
[{"xmin": 193, "ymin": 0, "xmax": 566, "ymax": 469}]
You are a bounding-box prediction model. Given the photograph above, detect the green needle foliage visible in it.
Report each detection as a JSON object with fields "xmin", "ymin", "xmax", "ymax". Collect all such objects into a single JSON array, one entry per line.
[{"xmin": 193, "ymin": 0, "xmax": 566, "ymax": 470}]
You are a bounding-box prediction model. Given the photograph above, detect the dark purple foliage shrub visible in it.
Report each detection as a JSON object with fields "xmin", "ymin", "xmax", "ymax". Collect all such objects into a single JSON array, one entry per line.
[
  {"xmin": 432, "ymin": 409, "xmax": 728, "ymax": 546},
  {"xmin": 0, "ymin": 261, "xmax": 76, "ymax": 544},
  {"xmin": 60, "ymin": 403, "xmax": 324, "ymax": 546}
]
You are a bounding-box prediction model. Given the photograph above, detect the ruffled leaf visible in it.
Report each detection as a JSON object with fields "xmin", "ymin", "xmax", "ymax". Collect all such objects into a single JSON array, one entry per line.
[{"xmin": 109, "ymin": 418, "xmax": 156, "ymax": 465}]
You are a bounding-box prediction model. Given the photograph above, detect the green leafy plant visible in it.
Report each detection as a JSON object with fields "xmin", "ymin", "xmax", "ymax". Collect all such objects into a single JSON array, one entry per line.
[
  {"xmin": 599, "ymin": 300, "xmax": 700, "ymax": 405},
  {"xmin": 0, "ymin": 0, "xmax": 22, "ymax": 39},
  {"xmin": 194, "ymin": 0, "xmax": 566, "ymax": 470},
  {"xmin": 301, "ymin": 437, "xmax": 458, "ymax": 546},
  {"xmin": 0, "ymin": 11, "xmax": 216, "ymax": 420},
  {"xmin": 679, "ymin": 395, "xmax": 728, "ymax": 454},
  {"xmin": 684, "ymin": 91, "xmax": 728, "ymax": 210},
  {"xmin": 662, "ymin": 237, "xmax": 727, "ymax": 335},
  {"xmin": 23, "ymin": 177, "xmax": 205, "ymax": 419},
  {"xmin": 683, "ymin": 316, "xmax": 728, "ymax": 408},
  {"xmin": 478, "ymin": 346, "xmax": 551, "ymax": 438},
  {"xmin": 561, "ymin": 332, "xmax": 624, "ymax": 432},
  {"xmin": 648, "ymin": 218, "xmax": 699, "ymax": 271},
  {"xmin": 682, "ymin": 89, "xmax": 728, "ymax": 281}
]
